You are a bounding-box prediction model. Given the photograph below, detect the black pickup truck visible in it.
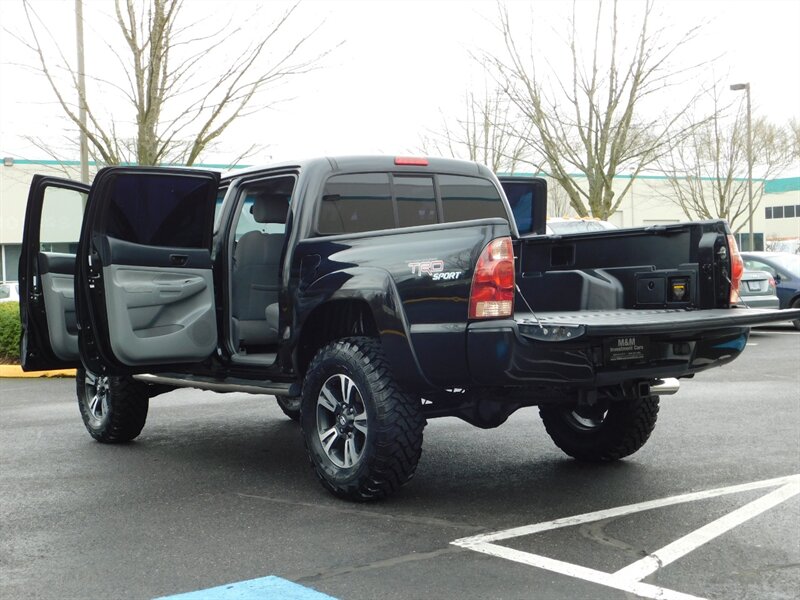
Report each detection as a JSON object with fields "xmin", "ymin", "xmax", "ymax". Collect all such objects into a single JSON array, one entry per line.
[{"xmin": 19, "ymin": 156, "xmax": 800, "ymax": 500}]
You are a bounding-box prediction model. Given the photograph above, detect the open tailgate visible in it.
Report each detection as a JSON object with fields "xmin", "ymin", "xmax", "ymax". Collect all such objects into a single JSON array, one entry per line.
[{"xmin": 516, "ymin": 307, "xmax": 800, "ymax": 338}]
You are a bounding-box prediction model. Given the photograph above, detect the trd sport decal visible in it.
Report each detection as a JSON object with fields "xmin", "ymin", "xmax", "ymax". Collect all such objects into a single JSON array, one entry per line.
[{"xmin": 408, "ymin": 259, "xmax": 463, "ymax": 281}]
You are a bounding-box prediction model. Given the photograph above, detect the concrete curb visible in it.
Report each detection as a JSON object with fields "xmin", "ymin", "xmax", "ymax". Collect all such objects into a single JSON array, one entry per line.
[{"xmin": 0, "ymin": 364, "xmax": 76, "ymax": 378}]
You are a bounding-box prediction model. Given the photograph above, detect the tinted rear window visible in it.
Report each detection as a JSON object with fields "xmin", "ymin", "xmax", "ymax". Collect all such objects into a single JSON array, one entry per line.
[
  {"xmin": 318, "ymin": 173, "xmax": 393, "ymax": 235},
  {"xmin": 394, "ymin": 176, "xmax": 437, "ymax": 228},
  {"xmin": 316, "ymin": 172, "xmax": 507, "ymax": 235},
  {"xmin": 439, "ymin": 175, "xmax": 507, "ymax": 223}
]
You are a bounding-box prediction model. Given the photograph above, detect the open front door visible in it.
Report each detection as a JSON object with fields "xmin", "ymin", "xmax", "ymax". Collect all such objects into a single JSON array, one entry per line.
[
  {"xmin": 19, "ymin": 176, "xmax": 91, "ymax": 371},
  {"xmin": 76, "ymin": 167, "xmax": 221, "ymax": 375}
]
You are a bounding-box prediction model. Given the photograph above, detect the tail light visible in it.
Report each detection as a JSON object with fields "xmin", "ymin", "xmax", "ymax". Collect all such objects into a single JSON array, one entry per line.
[
  {"xmin": 469, "ymin": 237, "xmax": 514, "ymax": 319},
  {"xmin": 727, "ymin": 234, "xmax": 744, "ymax": 304}
]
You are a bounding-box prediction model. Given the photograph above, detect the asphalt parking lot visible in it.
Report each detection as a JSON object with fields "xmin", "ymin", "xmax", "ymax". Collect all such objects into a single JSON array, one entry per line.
[{"xmin": 1, "ymin": 324, "xmax": 798, "ymax": 600}]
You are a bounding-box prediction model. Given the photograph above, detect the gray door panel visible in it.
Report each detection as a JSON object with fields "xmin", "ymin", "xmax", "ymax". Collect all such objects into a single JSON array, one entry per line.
[
  {"xmin": 40, "ymin": 272, "xmax": 78, "ymax": 361},
  {"xmin": 103, "ymin": 265, "xmax": 216, "ymax": 365},
  {"xmin": 20, "ymin": 177, "xmax": 89, "ymax": 371},
  {"xmin": 75, "ymin": 168, "xmax": 221, "ymax": 374}
]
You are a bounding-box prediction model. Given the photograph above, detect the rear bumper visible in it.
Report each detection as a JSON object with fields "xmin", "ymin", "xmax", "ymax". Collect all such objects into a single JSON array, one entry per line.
[
  {"xmin": 464, "ymin": 306, "xmax": 800, "ymax": 388},
  {"xmin": 467, "ymin": 318, "xmax": 750, "ymax": 387}
]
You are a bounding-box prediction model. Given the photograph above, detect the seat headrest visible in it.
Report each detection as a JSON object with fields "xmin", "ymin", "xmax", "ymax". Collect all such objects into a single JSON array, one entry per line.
[{"xmin": 251, "ymin": 196, "xmax": 288, "ymax": 224}]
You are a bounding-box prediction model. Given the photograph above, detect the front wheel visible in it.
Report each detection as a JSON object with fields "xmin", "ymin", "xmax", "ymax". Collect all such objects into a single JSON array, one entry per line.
[
  {"xmin": 300, "ymin": 337, "xmax": 425, "ymax": 501},
  {"xmin": 791, "ymin": 298, "xmax": 800, "ymax": 331},
  {"xmin": 540, "ymin": 392, "xmax": 659, "ymax": 462},
  {"xmin": 76, "ymin": 368, "xmax": 149, "ymax": 443}
]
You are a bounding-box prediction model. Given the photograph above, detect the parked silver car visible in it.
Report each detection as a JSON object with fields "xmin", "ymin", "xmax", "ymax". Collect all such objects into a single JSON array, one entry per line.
[{"xmin": 736, "ymin": 270, "xmax": 779, "ymax": 309}]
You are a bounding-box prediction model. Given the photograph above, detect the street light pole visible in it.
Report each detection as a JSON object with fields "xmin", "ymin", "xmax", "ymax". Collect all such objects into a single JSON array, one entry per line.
[
  {"xmin": 730, "ymin": 82, "xmax": 753, "ymax": 251},
  {"xmin": 75, "ymin": 0, "xmax": 89, "ymax": 183}
]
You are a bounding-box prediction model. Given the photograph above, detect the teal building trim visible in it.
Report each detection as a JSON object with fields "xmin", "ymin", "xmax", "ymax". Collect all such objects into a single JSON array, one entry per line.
[
  {"xmin": 764, "ymin": 177, "xmax": 800, "ymax": 194},
  {"xmin": 2, "ymin": 158, "xmax": 250, "ymax": 170}
]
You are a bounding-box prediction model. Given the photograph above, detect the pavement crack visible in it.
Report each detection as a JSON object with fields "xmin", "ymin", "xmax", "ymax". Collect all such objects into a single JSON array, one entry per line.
[
  {"xmin": 293, "ymin": 546, "xmax": 467, "ymax": 584},
  {"xmin": 579, "ymin": 518, "xmax": 646, "ymax": 557},
  {"xmin": 235, "ymin": 492, "xmax": 485, "ymax": 532}
]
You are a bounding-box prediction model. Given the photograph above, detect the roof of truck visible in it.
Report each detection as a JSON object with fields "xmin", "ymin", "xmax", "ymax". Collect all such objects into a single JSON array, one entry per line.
[{"xmin": 221, "ymin": 155, "xmax": 494, "ymax": 182}]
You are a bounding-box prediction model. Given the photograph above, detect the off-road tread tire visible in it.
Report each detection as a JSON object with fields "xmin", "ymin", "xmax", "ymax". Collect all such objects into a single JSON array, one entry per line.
[
  {"xmin": 539, "ymin": 395, "xmax": 659, "ymax": 462},
  {"xmin": 275, "ymin": 395, "xmax": 301, "ymax": 422},
  {"xmin": 301, "ymin": 337, "xmax": 425, "ymax": 502},
  {"xmin": 77, "ymin": 368, "xmax": 149, "ymax": 443}
]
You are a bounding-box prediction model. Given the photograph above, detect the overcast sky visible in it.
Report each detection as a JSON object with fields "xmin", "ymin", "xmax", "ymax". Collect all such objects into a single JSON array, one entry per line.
[{"xmin": 1, "ymin": 0, "xmax": 798, "ymax": 167}]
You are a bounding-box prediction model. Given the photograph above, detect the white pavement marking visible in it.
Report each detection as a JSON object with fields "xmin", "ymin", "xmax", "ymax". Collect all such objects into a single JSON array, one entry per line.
[
  {"xmin": 453, "ymin": 474, "xmax": 798, "ymax": 545},
  {"xmin": 452, "ymin": 474, "xmax": 800, "ymax": 600},
  {"xmin": 613, "ymin": 479, "xmax": 800, "ymax": 580},
  {"xmin": 468, "ymin": 543, "xmax": 705, "ymax": 600}
]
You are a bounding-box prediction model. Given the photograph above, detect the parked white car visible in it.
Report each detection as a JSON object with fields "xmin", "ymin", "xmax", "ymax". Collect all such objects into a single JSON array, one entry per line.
[
  {"xmin": 547, "ymin": 217, "xmax": 618, "ymax": 235},
  {"xmin": 0, "ymin": 282, "xmax": 20, "ymax": 303}
]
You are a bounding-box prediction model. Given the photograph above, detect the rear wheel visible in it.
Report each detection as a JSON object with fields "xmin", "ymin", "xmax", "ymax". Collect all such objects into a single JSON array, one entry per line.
[
  {"xmin": 300, "ymin": 337, "xmax": 425, "ymax": 501},
  {"xmin": 791, "ymin": 298, "xmax": 800, "ymax": 330},
  {"xmin": 275, "ymin": 395, "xmax": 301, "ymax": 422},
  {"xmin": 77, "ymin": 368, "xmax": 149, "ymax": 443},
  {"xmin": 540, "ymin": 391, "xmax": 659, "ymax": 462}
]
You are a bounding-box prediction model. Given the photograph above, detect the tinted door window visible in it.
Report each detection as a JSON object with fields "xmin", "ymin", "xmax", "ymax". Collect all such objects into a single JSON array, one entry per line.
[
  {"xmin": 439, "ymin": 175, "xmax": 507, "ymax": 223},
  {"xmin": 502, "ymin": 182, "xmax": 533, "ymax": 234},
  {"xmin": 394, "ymin": 176, "xmax": 437, "ymax": 228},
  {"xmin": 103, "ymin": 173, "xmax": 215, "ymax": 248},
  {"xmin": 318, "ymin": 173, "xmax": 393, "ymax": 234}
]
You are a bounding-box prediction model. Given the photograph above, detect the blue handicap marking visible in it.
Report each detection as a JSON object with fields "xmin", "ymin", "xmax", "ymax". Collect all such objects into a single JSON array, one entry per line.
[{"xmin": 153, "ymin": 575, "xmax": 338, "ymax": 600}]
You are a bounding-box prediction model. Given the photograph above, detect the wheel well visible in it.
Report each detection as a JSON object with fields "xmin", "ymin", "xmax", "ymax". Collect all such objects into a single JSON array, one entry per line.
[{"xmin": 297, "ymin": 299, "xmax": 378, "ymax": 375}]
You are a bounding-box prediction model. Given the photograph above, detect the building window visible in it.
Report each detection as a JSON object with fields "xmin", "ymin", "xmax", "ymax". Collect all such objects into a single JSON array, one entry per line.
[{"xmin": 765, "ymin": 207, "xmax": 773, "ymax": 219}]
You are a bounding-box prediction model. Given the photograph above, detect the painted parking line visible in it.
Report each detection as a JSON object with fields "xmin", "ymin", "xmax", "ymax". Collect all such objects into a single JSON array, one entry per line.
[
  {"xmin": 452, "ymin": 474, "xmax": 800, "ymax": 600},
  {"xmin": 153, "ymin": 576, "xmax": 338, "ymax": 600}
]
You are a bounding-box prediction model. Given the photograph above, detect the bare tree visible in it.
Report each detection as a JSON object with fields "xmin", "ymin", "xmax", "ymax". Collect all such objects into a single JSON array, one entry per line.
[
  {"xmin": 15, "ymin": 0, "xmax": 334, "ymax": 166},
  {"xmin": 545, "ymin": 178, "xmax": 572, "ymax": 217},
  {"xmin": 790, "ymin": 118, "xmax": 800, "ymax": 159},
  {"xmin": 419, "ymin": 85, "xmax": 536, "ymax": 173},
  {"xmin": 656, "ymin": 87, "xmax": 796, "ymax": 231},
  {"xmin": 487, "ymin": 0, "xmax": 709, "ymax": 219}
]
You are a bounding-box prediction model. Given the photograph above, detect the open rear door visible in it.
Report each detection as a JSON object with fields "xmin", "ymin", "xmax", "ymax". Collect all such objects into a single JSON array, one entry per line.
[
  {"xmin": 19, "ymin": 176, "xmax": 90, "ymax": 371},
  {"xmin": 76, "ymin": 167, "xmax": 221, "ymax": 375},
  {"xmin": 497, "ymin": 176, "xmax": 548, "ymax": 236}
]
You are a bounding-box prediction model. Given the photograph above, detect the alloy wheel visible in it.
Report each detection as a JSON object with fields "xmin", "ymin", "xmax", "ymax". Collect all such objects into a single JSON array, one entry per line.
[{"xmin": 316, "ymin": 373, "xmax": 368, "ymax": 468}]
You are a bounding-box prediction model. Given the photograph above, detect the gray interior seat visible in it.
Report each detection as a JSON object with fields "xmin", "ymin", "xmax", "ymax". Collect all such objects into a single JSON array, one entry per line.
[{"xmin": 232, "ymin": 195, "xmax": 287, "ymax": 348}]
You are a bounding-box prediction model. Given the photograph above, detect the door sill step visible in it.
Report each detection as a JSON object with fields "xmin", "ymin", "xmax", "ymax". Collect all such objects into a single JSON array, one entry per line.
[{"xmin": 133, "ymin": 373, "xmax": 299, "ymax": 396}]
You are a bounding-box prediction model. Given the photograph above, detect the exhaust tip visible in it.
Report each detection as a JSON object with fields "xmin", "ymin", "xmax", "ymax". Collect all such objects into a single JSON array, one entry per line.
[{"xmin": 650, "ymin": 377, "xmax": 680, "ymax": 396}]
